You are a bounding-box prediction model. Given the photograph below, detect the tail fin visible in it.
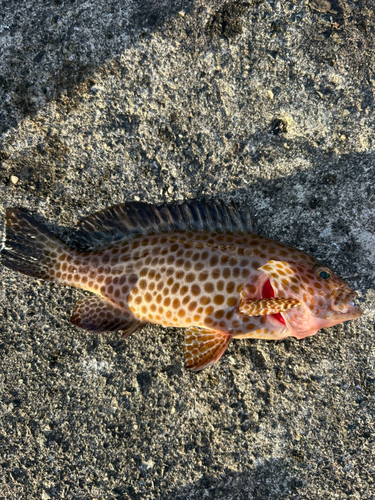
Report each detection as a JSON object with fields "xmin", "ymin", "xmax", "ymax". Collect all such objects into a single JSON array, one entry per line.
[{"xmin": 1, "ymin": 208, "xmax": 71, "ymax": 281}]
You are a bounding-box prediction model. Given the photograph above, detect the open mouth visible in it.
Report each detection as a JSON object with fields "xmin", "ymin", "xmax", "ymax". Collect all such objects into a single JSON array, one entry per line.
[
  {"xmin": 262, "ymin": 279, "xmax": 286, "ymax": 325},
  {"xmin": 335, "ymin": 299, "xmax": 362, "ymax": 318},
  {"xmin": 331, "ymin": 289, "xmax": 362, "ymax": 317}
]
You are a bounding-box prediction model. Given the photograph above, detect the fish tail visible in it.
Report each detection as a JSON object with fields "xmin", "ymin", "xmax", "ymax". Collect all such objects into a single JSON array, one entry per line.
[{"xmin": 1, "ymin": 208, "xmax": 72, "ymax": 282}]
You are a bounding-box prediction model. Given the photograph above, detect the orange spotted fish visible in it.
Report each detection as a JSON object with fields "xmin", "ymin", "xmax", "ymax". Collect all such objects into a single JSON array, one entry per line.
[{"xmin": 0, "ymin": 202, "xmax": 362, "ymax": 371}]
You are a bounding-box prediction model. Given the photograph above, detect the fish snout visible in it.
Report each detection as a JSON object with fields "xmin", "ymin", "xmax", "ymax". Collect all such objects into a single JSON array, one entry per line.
[{"xmin": 331, "ymin": 288, "xmax": 361, "ymax": 316}]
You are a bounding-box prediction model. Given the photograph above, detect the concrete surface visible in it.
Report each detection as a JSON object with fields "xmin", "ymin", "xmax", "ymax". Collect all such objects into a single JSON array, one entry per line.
[{"xmin": 0, "ymin": 0, "xmax": 374, "ymax": 498}]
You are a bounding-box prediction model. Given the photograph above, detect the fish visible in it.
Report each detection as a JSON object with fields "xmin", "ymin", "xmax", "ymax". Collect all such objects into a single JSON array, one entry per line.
[{"xmin": 0, "ymin": 201, "xmax": 362, "ymax": 371}]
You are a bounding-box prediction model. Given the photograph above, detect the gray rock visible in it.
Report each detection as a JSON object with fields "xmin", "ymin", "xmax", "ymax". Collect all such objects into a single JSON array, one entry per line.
[{"xmin": 0, "ymin": 0, "xmax": 374, "ymax": 498}]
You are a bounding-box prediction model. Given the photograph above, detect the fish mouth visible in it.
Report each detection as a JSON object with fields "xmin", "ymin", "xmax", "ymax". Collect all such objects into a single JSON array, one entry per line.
[
  {"xmin": 261, "ymin": 279, "xmax": 287, "ymax": 325},
  {"xmin": 347, "ymin": 304, "xmax": 362, "ymax": 319},
  {"xmin": 337, "ymin": 301, "xmax": 362, "ymax": 319},
  {"xmin": 331, "ymin": 289, "xmax": 362, "ymax": 318}
]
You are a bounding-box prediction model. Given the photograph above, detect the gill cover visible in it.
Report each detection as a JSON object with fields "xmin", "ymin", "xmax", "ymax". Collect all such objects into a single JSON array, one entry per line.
[
  {"xmin": 259, "ymin": 260, "xmax": 314, "ymax": 339},
  {"xmin": 258, "ymin": 260, "xmax": 305, "ymax": 299}
]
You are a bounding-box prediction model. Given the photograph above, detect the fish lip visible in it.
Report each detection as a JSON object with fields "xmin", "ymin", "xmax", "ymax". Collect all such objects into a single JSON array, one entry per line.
[
  {"xmin": 331, "ymin": 289, "xmax": 361, "ymax": 316},
  {"xmin": 345, "ymin": 303, "xmax": 362, "ymax": 319}
]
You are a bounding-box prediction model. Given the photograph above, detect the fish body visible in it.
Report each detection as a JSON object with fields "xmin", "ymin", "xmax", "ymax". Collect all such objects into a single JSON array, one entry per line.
[{"xmin": 1, "ymin": 202, "xmax": 362, "ymax": 371}]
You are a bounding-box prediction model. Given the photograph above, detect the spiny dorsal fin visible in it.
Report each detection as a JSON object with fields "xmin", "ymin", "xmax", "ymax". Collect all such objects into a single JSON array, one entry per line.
[
  {"xmin": 71, "ymin": 296, "xmax": 146, "ymax": 335},
  {"xmin": 74, "ymin": 201, "xmax": 257, "ymax": 251},
  {"xmin": 183, "ymin": 327, "xmax": 231, "ymax": 372}
]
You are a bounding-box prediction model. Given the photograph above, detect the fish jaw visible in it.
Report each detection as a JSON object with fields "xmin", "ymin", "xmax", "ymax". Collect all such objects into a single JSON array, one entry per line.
[
  {"xmin": 328, "ymin": 287, "xmax": 362, "ymax": 324},
  {"xmin": 283, "ymin": 302, "xmax": 362, "ymax": 339},
  {"xmin": 341, "ymin": 302, "xmax": 362, "ymax": 320},
  {"xmin": 280, "ymin": 305, "xmax": 319, "ymax": 339},
  {"xmin": 281, "ymin": 280, "xmax": 362, "ymax": 338},
  {"xmin": 331, "ymin": 288, "xmax": 358, "ymax": 314}
]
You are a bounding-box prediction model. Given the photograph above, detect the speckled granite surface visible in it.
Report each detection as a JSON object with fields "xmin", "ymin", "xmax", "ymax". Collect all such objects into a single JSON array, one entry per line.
[{"xmin": 0, "ymin": 1, "xmax": 374, "ymax": 498}]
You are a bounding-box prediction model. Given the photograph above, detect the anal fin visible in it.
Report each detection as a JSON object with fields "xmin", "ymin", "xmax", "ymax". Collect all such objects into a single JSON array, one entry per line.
[
  {"xmin": 183, "ymin": 327, "xmax": 231, "ymax": 372},
  {"xmin": 239, "ymin": 297, "xmax": 300, "ymax": 316},
  {"xmin": 71, "ymin": 296, "xmax": 145, "ymax": 335}
]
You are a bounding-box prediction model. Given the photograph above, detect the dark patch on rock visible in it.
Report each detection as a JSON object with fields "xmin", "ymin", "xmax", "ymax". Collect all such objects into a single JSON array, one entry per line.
[
  {"xmin": 49, "ymin": 350, "xmax": 63, "ymax": 368},
  {"xmin": 11, "ymin": 83, "xmax": 38, "ymax": 119},
  {"xmin": 0, "ymin": 0, "xmax": 196, "ymax": 133},
  {"xmin": 137, "ymin": 371, "xmax": 152, "ymax": 394},
  {"xmin": 291, "ymin": 448, "xmax": 305, "ymax": 463},
  {"xmin": 0, "ymin": 150, "xmax": 10, "ymax": 164},
  {"xmin": 167, "ymin": 460, "xmax": 303, "ymax": 499},
  {"xmin": 323, "ymin": 173, "xmax": 337, "ymax": 185},
  {"xmin": 163, "ymin": 364, "xmax": 183, "ymax": 377},
  {"xmin": 248, "ymin": 347, "xmax": 268, "ymax": 370},
  {"xmin": 158, "ymin": 125, "xmax": 174, "ymax": 143},
  {"xmin": 0, "ymin": 135, "xmax": 69, "ymax": 196},
  {"xmin": 53, "ymin": 62, "xmax": 92, "ymax": 113},
  {"xmin": 270, "ymin": 118, "xmax": 288, "ymax": 135},
  {"xmin": 309, "ymin": 196, "xmax": 320, "ymax": 209},
  {"xmin": 130, "ymin": 0, "xmax": 191, "ymax": 31},
  {"xmin": 206, "ymin": 1, "xmax": 251, "ymax": 39},
  {"xmin": 114, "ymin": 113, "xmax": 141, "ymax": 135}
]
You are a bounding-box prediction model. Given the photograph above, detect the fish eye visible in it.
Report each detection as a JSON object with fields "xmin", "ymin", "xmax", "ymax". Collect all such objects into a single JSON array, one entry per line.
[
  {"xmin": 317, "ymin": 269, "xmax": 331, "ymax": 280},
  {"xmin": 314, "ymin": 264, "xmax": 332, "ymax": 280}
]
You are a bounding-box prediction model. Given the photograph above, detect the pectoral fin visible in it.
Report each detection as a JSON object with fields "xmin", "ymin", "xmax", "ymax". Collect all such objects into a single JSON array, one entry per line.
[
  {"xmin": 183, "ymin": 327, "xmax": 231, "ymax": 372},
  {"xmin": 71, "ymin": 296, "xmax": 146, "ymax": 336},
  {"xmin": 239, "ymin": 297, "xmax": 300, "ymax": 316}
]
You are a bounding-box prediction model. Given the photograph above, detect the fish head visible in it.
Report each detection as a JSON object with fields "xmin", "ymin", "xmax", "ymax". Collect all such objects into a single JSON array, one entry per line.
[{"xmin": 258, "ymin": 260, "xmax": 362, "ymax": 339}]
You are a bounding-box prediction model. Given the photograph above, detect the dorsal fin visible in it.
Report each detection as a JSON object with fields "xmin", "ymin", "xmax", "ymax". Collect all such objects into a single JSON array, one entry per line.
[{"xmin": 74, "ymin": 201, "xmax": 257, "ymax": 251}]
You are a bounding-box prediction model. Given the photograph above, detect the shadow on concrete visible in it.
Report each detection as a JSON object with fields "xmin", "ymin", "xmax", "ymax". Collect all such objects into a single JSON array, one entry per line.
[
  {"xmin": 0, "ymin": 0, "xmax": 197, "ymax": 134},
  {"xmin": 136, "ymin": 459, "xmax": 304, "ymax": 499},
  {"xmin": 2, "ymin": 149, "xmax": 373, "ymax": 289}
]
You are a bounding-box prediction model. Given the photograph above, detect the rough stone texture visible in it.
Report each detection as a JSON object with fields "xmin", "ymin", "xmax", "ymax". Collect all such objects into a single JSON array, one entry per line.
[{"xmin": 0, "ymin": 0, "xmax": 374, "ymax": 498}]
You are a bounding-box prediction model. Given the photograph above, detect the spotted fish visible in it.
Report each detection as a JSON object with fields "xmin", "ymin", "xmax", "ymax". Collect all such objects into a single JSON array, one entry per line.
[{"xmin": 0, "ymin": 202, "xmax": 362, "ymax": 371}]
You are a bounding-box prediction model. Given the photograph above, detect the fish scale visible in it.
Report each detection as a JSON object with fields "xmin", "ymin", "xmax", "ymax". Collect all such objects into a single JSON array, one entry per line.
[{"xmin": 0, "ymin": 202, "xmax": 362, "ymax": 371}]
